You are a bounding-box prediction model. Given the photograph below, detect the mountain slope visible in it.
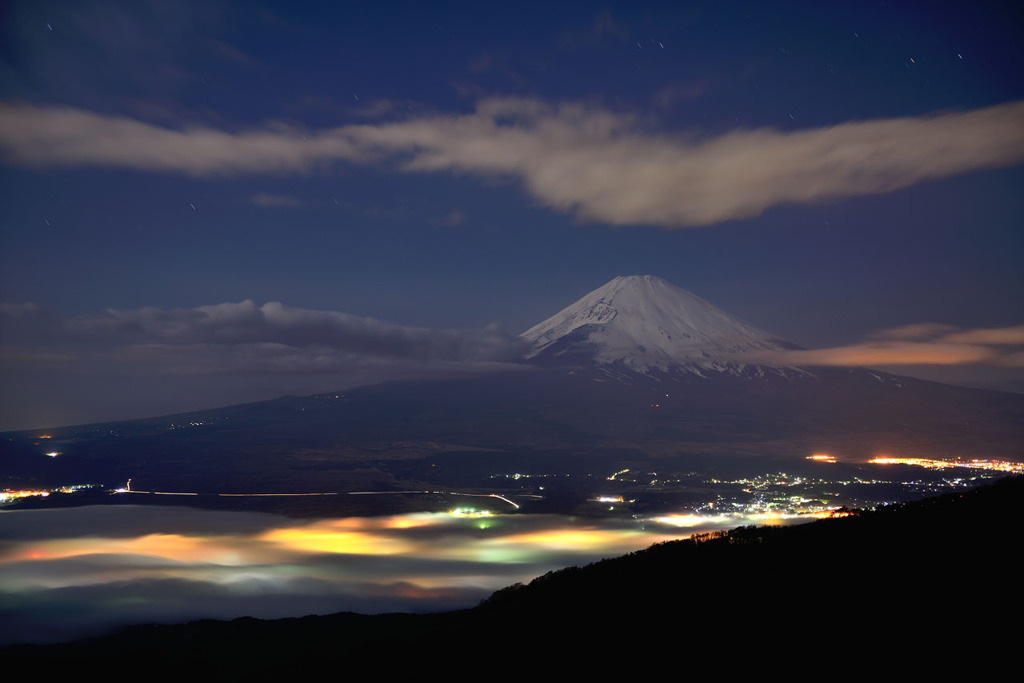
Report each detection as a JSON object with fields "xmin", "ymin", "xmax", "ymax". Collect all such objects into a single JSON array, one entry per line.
[{"xmin": 2, "ymin": 276, "xmax": 1022, "ymax": 495}]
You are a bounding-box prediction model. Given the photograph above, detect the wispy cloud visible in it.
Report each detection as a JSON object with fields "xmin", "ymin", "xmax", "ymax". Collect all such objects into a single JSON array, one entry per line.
[
  {"xmin": 652, "ymin": 81, "xmax": 711, "ymax": 110},
  {"xmin": 0, "ymin": 346, "xmax": 78, "ymax": 366},
  {"xmin": 0, "ymin": 301, "xmax": 528, "ymax": 428},
  {"xmin": 744, "ymin": 323, "xmax": 1024, "ymax": 369},
  {"xmin": 0, "ymin": 505, "xmax": 695, "ymax": 645},
  {"xmin": 2, "ymin": 98, "xmax": 1023, "ymax": 227},
  {"xmin": 942, "ymin": 326, "xmax": 1024, "ymax": 345},
  {"xmin": 0, "ymin": 104, "xmax": 368, "ymax": 175},
  {"xmin": 359, "ymin": 98, "xmax": 1024, "ymax": 228},
  {"xmin": 437, "ymin": 208, "xmax": 467, "ymax": 227},
  {"xmin": 250, "ymin": 193, "xmax": 303, "ymax": 207},
  {"xmin": 4, "ymin": 300, "xmax": 526, "ymax": 377},
  {"xmin": 68, "ymin": 300, "xmax": 526, "ymax": 365},
  {"xmin": 558, "ymin": 8, "xmax": 632, "ymax": 48},
  {"xmin": 0, "ymin": 302, "xmax": 41, "ymax": 321}
]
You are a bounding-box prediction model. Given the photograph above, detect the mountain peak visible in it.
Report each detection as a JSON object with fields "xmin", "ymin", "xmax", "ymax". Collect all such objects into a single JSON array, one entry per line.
[
  {"xmin": 605, "ymin": 274, "xmax": 671, "ymax": 287},
  {"xmin": 521, "ymin": 275, "xmax": 799, "ymax": 375}
]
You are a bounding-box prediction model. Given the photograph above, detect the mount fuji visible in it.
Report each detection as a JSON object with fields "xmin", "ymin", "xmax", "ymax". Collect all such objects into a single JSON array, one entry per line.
[
  {"xmin": 3, "ymin": 276, "xmax": 1022, "ymax": 496},
  {"xmin": 521, "ymin": 275, "xmax": 804, "ymax": 378}
]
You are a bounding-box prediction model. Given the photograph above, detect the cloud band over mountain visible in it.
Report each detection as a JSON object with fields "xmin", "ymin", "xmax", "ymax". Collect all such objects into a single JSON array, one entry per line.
[
  {"xmin": 2, "ymin": 98, "xmax": 1023, "ymax": 227},
  {"xmin": 742, "ymin": 323, "xmax": 1024, "ymax": 368},
  {"xmin": 6, "ymin": 299, "xmax": 1021, "ymax": 375},
  {"xmin": 0, "ymin": 300, "xmax": 528, "ymax": 428},
  {"xmin": 2, "ymin": 295, "xmax": 1022, "ymax": 430},
  {"xmin": 63, "ymin": 300, "xmax": 526, "ymax": 365}
]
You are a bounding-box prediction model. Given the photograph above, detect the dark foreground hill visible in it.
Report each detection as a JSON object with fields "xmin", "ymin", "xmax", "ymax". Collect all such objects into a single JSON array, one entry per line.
[{"xmin": 5, "ymin": 476, "xmax": 1020, "ymax": 674}]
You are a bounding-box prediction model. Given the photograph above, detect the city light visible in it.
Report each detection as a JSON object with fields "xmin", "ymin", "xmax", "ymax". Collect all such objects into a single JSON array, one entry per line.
[
  {"xmin": 868, "ymin": 457, "xmax": 1024, "ymax": 473},
  {"xmin": 450, "ymin": 507, "xmax": 493, "ymax": 518}
]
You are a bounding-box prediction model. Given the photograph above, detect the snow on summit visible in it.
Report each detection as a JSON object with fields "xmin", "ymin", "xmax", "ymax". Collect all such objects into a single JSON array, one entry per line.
[{"xmin": 521, "ymin": 275, "xmax": 797, "ymax": 375}]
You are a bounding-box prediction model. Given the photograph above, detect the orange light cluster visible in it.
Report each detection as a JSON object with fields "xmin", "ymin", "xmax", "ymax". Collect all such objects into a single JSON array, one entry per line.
[
  {"xmin": 0, "ymin": 489, "xmax": 50, "ymax": 502},
  {"xmin": 806, "ymin": 454, "xmax": 836, "ymax": 463},
  {"xmin": 868, "ymin": 456, "xmax": 1024, "ymax": 473},
  {"xmin": 799, "ymin": 509, "xmax": 853, "ymax": 519}
]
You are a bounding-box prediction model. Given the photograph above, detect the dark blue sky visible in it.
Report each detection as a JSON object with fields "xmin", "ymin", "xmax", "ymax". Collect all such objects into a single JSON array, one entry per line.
[{"xmin": 1, "ymin": 1, "xmax": 1022, "ymax": 429}]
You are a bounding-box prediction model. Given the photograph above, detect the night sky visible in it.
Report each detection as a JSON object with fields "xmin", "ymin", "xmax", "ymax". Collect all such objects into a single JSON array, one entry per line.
[{"xmin": 1, "ymin": 1, "xmax": 1022, "ymax": 430}]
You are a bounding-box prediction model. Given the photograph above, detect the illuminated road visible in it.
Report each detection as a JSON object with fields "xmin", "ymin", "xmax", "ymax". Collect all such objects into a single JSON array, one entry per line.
[{"xmin": 122, "ymin": 486, "xmax": 522, "ymax": 509}]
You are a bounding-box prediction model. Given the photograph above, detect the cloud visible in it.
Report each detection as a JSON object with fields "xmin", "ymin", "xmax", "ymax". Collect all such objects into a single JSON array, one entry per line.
[
  {"xmin": 942, "ymin": 325, "xmax": 1024, "ymax": 345},
  {"xmin": 107, "ymin": 343, "xmax": 373, "ymax": 375},
  {"xmin": 652, "ymin": 81, "xmax": 711, "ymax": 110},
  {"xmin": 0, "ymin": 301, "xmax": 529, "ymax": 429},
  {"xmin": 362, "ymin": 98, "xmax": 1024, "ymax": 227},
  {"xmin": 0, "ymin": 346, "xmax": 78, "ymax": 367},
  {"xmin": 2, "ymin": 98, "xmax": 1023, "ymax": 227},
  {"xmin": 1, "ymin": 0, "xmax": 247, "ymax": 116},
  {"xmin": 438, "ymin": 208, "xmax": 466, "ymax": 226},
  {"xmin": 0, "ymin": 302, "xmax": 41, "ymax": 320},
  {"xmin": 67, "ymin": 300, "xmax": 526, "ymax": 364},
  {"xmin": 250, "ymin": 193, "xmax": 303, "ymax": 207},
  {"xmin": 744, "ymin": 323, "xmax": 1024, "ymax": 369},
  {"xmin": 558, "ymin": 8, "xmax": 632, "ymax": 48},
  {"xmin": 868, "ymin": 322, "xmax": 959, "ymax": 341},
  {"xmin": 0, "ymin": 104, "xmax": 368, "ymax": 175},
  {"xmin": 0, "ymin": 505, "xmax": 711, "ymax": 644}
]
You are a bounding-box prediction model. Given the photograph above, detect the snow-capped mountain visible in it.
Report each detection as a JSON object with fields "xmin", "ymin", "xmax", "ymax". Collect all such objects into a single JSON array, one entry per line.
[
  {"xmin": 5, "ymin": 274, "xmax": 1023, "ymax": 494},
  {"xmin": 521, "ymin": 275, "xmax": 799, "ymax": 376}
]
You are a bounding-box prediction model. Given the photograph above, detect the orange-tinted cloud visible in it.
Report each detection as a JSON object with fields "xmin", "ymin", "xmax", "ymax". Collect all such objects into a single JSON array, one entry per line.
[
  {"xmin": 744, "ymin": 323, "xmax": 1024, "ymax": 368},
  {"xmin": 943, "ymin": 325, "xmax": 1024, "ymax": 345}
]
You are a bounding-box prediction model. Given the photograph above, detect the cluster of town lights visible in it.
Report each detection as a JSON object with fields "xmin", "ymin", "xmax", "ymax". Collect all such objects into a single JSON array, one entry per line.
[{"xmin": 868, "ymin": 456, "xmax": 1024, "ymax": 473}]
